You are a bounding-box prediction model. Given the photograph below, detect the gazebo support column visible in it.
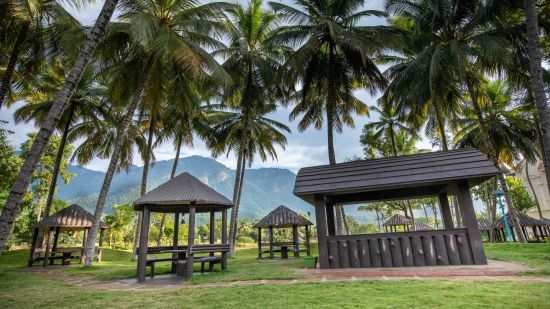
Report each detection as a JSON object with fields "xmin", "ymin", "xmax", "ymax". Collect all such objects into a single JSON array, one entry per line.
[
  {"xmin": 269, "ymin": 226, "xmax": 274, "ymax": 259},
  {"xmin": 28, "ymin": 228, "xmax": 39, "ymax": 266},
  {"xmin": 305, "ymin": 225, "xmax": 310, "ymax": 256},
  {"xmin": 137, "ymin": 206, "xmax": 151, "ymax": 283},
  {"xmin": 43, "ymin": 227, "xmax": 54, "ymax": 267},
  {"xmin": 314, "ymin": 194, "xmax": 329, "ymax": 269},
  {"xmin": 326, "ymin": 202, "xmax": 336, "ymax": 236},
  {"xmin": 438, "ymin": 192, "xmax": 454, "ymax": 229},
  {"xmin": 171, "ymin": 212, "xmax": 180, "ymax": 273},
  {"xmin": 456, "ymin": 181, "xmax": 487, "ymax": 265},
  {"xmin": 50, "ymin": 227, "xmax": 61, "ymax": 265},
  {"xmin": 292, "ymin": 224, "xmax": 299, "ymax": 257},
  {"xmin": 221, "ymin": 208, "xmax": 228, "ymax": 270},
  {"xmin": 209, "ymin": 211, "xmax": 216, "ymax": 271},
  {"xmin": 257, "ymin": 228, "xmax": 262, "ymax": 258},
  {"xmin": 186, "ymin": 205, "xmax": 196, "ymax": 278}
]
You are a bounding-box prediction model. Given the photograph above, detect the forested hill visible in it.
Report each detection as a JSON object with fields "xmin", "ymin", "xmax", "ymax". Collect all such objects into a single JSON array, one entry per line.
[{"xmin": 56, "ymin": 155, "xmax": 313, "ymax": 220}]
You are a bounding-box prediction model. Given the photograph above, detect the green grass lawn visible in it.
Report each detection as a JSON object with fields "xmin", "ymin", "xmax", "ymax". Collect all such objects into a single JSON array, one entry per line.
[{"xmin": 1, "ymin": 243, "xmax": 549, "ymax": 308}]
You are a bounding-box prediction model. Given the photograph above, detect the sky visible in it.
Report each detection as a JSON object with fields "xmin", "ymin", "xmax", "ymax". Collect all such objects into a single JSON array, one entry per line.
[{"xmin": 0, "ymin": 0, "xmax": 432, "ymax": 173}]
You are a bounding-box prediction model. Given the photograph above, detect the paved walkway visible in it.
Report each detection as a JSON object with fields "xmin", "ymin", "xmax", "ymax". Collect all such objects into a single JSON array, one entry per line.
[{"xmin": 23, "ymin": 260, "xmax": 550, "ymax": 291}]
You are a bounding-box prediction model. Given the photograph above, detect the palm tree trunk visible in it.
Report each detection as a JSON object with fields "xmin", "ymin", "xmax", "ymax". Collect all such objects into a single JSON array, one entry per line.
[
  {"xmin": 228, "ymin": 120, "xmax": 248, "ymax": 256},
  {"xmin": 0, "ymin": 21, "xmax": 30, "ymax": 108},
  {"xmin": 434, "ymin": 103, "xmax": 448, "ymax": 151},
  {"xmin": 0, "ymin": 0, "xmax": 119, "ymax": 254},
  {"xmin": 389, "ymin": 123, "xmax": 397, "ymax": 157},
  {"xmin": 523, "ymin": 0, "xmax": 550, "ymax": 199},
  {"xmin": 232, "ymin": 158, "xmax": 246, "ymax": 244},
  {"xmin": 157, "ymin": 134, "xmax": 183, "ymax": 247},
  {"xmin": 525, "ymin": 162, "xmax": 543, "ymax": 218},
  {"xmin": 466, "ymin": 78, "xmax": 526, "ymax": 242},
  {"xmin": 84, "ymin": 55, "xmax": 154, "ymax": 266},
  {"xmin": 375, "ymin": 211, "xmax": 380, "ymax": 231},
  {"xmin": 133, "ymin": 112, "xmax": 156, "ymax": 257}
]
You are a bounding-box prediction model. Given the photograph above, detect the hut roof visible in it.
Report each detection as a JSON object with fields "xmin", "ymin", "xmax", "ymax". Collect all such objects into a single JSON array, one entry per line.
[
  {"xmin": 33, "ymin": 204, "xmax": 109, "ymax": 230},
  {"xmin": 477, "ymin": 219, "xmax": 492, "ymax": 231},
  {"xmin": 253, "ymin": 205, "xmax": 313, "ymax": 228},
  {"xmin": 539, "ymin": 217, "xmax": 550, "ymax": 226},
  {"xmin": 414, "ymin": 222, "xmax": 434, "ymax": 231},
  {"xmin": 491, "ymin": 212, "xmax": 545, "ymax": 228},
  {"xmin": 133, "ymin": 172, "xmax": 233, "ymax": 212},
  {"xmin": 294, "ymin": 149, "xmax": 499, "ymax": 204},
  {"xmin": 383, "ymin": 214, "xmax": 412, "ymax": 226}
]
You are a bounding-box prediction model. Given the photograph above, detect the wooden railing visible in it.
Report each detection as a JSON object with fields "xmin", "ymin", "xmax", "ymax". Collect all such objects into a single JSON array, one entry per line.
[{"xmin": 325, "ymin": 229, "xmax": 475, "ymax": 268}]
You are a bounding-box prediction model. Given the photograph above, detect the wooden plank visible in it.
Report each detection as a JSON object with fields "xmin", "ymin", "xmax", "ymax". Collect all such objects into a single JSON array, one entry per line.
[
  {"xmin": 325, "ymin": 228, "xmax": 469, "ymax": 241},
  {"xmin": 305, "ymin": 225, "xmax": 311, "ymax": 256},
  {"xmin": 292, "ymin": 225, "xmax": 299, "ymax": 257},
  {"xmin": 338, "ymin": 240, "xmax": 350, "ymax": 268},
  {"xmin": 326, "ymin": 203, "xmax": 336, "ymax": 236},
  {"xmin": 389, "ymin": 237, "xmax": 403, "ymax": 267},
  {"xmin": 137, "ymin": 207, "xmax": 150, "ymax": 283},
  {"xmin": 445, "ymin": 234, "xmax": 461, "ymax": 265},
  {"xmin": 439, "ymin": 193, "xmax": 454, "ymax": 229},
  {"xmin": 411, "ymin": 236, "xmax": 425, "ymax": 266},
  {"xmin": 187, "ymin": 205, "xmax": 196, "ymax": 277},
  {"xmin": 328, "ymin": 240, "xmax": 340, "ymax": 268},
  {"xmin": 42, "ymin": 227, "xmax": 54, "ymax": 267},
  {"xmin": 221, "ymin": 208, "xmax": 227, "ymax": 270},
  {"xmin": 269, "ymin": 226, "xmax": 274, "ymax": 259},
  {"xmin": 379, "ymin": 238, "xmax": 392, "ymax": 267},
  {"xmin": 456, "ymin": 181, "xmax": 487, "ymax": 265},
  {"xmin": 456, "ymin": 234, "xmax": 473, "ymax": 265},
  {"xmin": 368, "ymin": 239, "xmax": 382, "ymax": 267},
  {"xmin": 358, "ymin": 239, "xmax": 371, "ymax": 267},
  {"xmin": 400, "ymin": 237, "xmax": 414, "ymax": 266},
  {"xmin": 314, "ymin": 194, "xmax": 329, "ymax": 269},
  {"xmin": 423, "ymin": 236, "xmax": 437, "ymax": 266},
  {"xmin": 348, "ymin": 240, "xmax": 360, "ymax": 268},
  {"xmin": 433, "ymin": 235, "xmax": 449, "ymax": 265},
  {"xmin": 257, "ymin": 227, "xmax": 262, "ymax": 258}
]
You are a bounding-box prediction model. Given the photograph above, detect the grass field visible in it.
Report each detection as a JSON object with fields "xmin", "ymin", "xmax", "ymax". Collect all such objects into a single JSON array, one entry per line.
[{"xmin": 0, "ymin": 243, "xmax": 549, "ymax": 308}]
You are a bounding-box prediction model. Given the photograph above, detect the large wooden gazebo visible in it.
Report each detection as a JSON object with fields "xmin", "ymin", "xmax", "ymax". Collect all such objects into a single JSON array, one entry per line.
[
  {"xmin": 133, "ymin": 172, "xmax": 233, "ymax": 283},
  {"xmin": 28, "ymin": 204, "xmax": 109, "ymax": 267},
  {"xmin": 383, "ymin": 214, "xmax": 413, "ymax": 232},
  {"xmin": 491, "ymin": 212, "xmax": 548, "ymax": 242},
  {"xmin": 294, "ymin": 149, "xmax": 499, "ymax": 269},
  {"xmin": 253, "ymin": 205, "xmax": 313, "ymax": 259}
]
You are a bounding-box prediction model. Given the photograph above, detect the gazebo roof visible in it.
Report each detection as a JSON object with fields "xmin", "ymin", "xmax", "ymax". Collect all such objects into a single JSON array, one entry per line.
[
  {"xmin": 134, "ymin": 172, "xmax": 233, "ymax": 213},
  {"xmin": 253, "ymin": 205, "xmax": 313, "ymax": 228},
  {"xmin": 383, "ymin": 214, "xmax": 412, "ymax": 226},
  {"xmin": 491, "ymin": 212, "xmax": 545, "ymax": 228},
  {"xmin": 414, "ymin": 222, "xmax": 434, "ymax": 231},
  {"xmin": 540, "ymin": 217, "xmax": 550, "ymax": 226},
  {"xmin": 294, "ymin": 149, "xmax": 499, "ymax": 204},
  {"xmin": 33, "ymin": 204, "xmax": 109, "ymax": 230},
  {"xmin": 477, "ymin": 219, "xmax": 492, "ymax": 231}
]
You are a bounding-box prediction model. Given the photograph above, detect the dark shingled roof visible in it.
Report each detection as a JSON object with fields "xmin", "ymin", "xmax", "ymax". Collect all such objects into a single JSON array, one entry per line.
[
  {"xmin": 294, "ymin": 149, "xmax": 499, "ymax": 204},
  {"xmin": 477, "ymin": 219, "xmax": 492, "ymax": 231},
  {"xmin": 540, "ymin": 218, "xmax": 550, "ymax": 226},
  {"xmin": 414, "ymin": 222, "xmax": 434, "ymax": 231},
  {"xmin": 253, "ymin": 205, "xmax": 313, "ymax": 228},
  {"xmin": 33, "ymin": 204, "xmax": 109, "ymax": 230},
  {"xmin": 133, "ymin": 172, "xmax": 233, "ymax": 212},
  {"xmin": 383, "ymin": 214, "xmax": 412, "ymax": 226},
  {"xmin": 491, "ymin": 212, "xmax": 546, "ymax": 228}
]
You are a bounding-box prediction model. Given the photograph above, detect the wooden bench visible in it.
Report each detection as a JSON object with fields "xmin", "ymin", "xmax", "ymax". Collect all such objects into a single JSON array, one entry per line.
[{"xmin": 146, "ymin": 257, "xmax": 177, "ymax": 277}]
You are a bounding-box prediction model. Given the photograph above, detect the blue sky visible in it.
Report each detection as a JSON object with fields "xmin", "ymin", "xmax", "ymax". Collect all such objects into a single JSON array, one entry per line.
[{"xmin": 1, "ymin": 0, "xmax": 432, "ymax": 172}]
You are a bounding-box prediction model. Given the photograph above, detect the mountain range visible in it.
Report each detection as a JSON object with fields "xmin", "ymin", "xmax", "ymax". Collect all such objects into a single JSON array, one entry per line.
[{"xmin": 57, "ymin": 155, "xmax": 320, "ymax": 220}]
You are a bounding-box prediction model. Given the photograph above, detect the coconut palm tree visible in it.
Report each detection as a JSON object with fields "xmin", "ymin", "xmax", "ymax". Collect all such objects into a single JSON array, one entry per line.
[
  {"xmin": 385, "ymin": 0, "xmax": 527, "ymax": 241},
  {"xmin": 209, "ymin": 0, "xmax": 289, "ymax": 255},
  {"xmin": 0, "ymin": 0, "xmax": 119, "ymax": 253},
  {"xmin": 82, "ymin": 0, "xmax": 231, "ymax": 265}
]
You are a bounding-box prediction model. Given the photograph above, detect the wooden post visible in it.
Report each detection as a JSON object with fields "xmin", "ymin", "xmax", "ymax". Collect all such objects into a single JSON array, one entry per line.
[
  {"xmin": 292, "ymin": 225, "xmax": 299, "ymax": 257},
  {"xmin": 97, "ymin": 228, "xmax": 104, "ymax": 262},
  {"xmin": 305, "ymin": 225, "xmax": 311, "ymax": 256},
  {"xmin": 439, "ymin": 192, "xmax": 454, "ymax": 229},
  {"xmin": 137, "ymin": 207, "xmax": 150, "ymax": 283},
  {"xmin": 326, "ymin": 201, "xmax": 336, "ymax": 236},
  {"xmin": 257, "ymin": 227, "xmax": 262, "ymax": 258},
  {"xmin": 43, "ymin": 227, "xmax": 54, "ymax": 267},
  {"xmin": 80, "ymin": 228, "xmax": 88, "ymax": 264},
  {"xmin": 172, "ymin": 212, "xmax": 180, "ymax": 273},
  {"xmin": 456, "ymin": 181, "xmax": 487, "ymax": 265},
  {"xmin": 50, "ymin": 227, "xmax": 61, "ymax": 265},
  {"xmin": 186, "ymin": 204, "xmax": 196, "ymax": 278},
  {"xmin": 209, "ymin": 211, "xmax": 215, "ymax": 258},
  {"xmin": 269, "ymin": 226, "xmax": 274, "ymax": 259},
  {"xmin": 314, "ymin": 194, "xmax": 329, "ymax": 269},
  {"xmin": 221, "ymin": 208, "xmax": 228, "ymax": 270},
  {"xmin": 28, "ymin": 228, "xmax": 39, "ymax": 266}
]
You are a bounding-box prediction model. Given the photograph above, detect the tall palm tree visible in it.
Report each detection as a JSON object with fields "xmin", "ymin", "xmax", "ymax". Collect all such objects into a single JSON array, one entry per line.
[
  {"xmin": 210, "ymin": 0, "xmax": 288, "ymax": 255},
  {"xmin": 385, "ymin": 0, "xmax": 527, "ymax": 241},
  {"xmin": 83, "ymin": 0, "xmax": 230, "ymax": 266},
  {"xmin": 0, "ymin": 0, "xmax": 84, "ymax": 107},
  {"xmin": 0, "ymin": 0, "xmax": 119, "ymax": 254},
  {"xmin": 270, "ymin": 0, "xmax": 389, "ymax": 235}
]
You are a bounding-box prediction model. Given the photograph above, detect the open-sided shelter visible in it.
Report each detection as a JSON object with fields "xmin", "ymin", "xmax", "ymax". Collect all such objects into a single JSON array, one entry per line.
[
  {"xmin": 477, "ymin": 219, "xmax": 493, "ymax": 241},
  {"xmin": 294, "ymin": 149, "xmax": 499, "ymax": 269},
  {"xmin": 133, "ymin": 172, "xmax": 233, "ymax": 283},
  {"xmin": 491, "ymin": 212, "xmax": 548, "ymax": 242},
  {"xmin": 28, "ymin": 204, "xmax": 109, "ymax": 267},
  {"xmin": 253, "ymin": 205, "xmax": 313, "ymax": 259},
  {"xmin": 383, "ymin": 214, "xmax": 413, "ymax": 232}
]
